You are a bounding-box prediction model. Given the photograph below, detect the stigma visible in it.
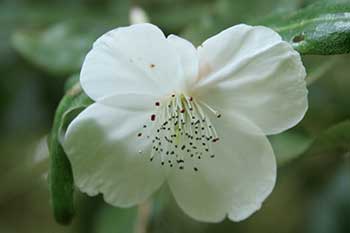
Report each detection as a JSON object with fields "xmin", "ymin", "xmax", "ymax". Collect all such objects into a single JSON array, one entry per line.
[{"xmin": 137, "ymin": 94, "xmax": 221, "ymax": 172}]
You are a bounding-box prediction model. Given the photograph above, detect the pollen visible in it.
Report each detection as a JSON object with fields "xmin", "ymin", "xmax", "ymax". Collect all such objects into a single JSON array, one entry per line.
[{"xmin": 137, "ymin": 94, "xmax": 221, "ymax": 172}]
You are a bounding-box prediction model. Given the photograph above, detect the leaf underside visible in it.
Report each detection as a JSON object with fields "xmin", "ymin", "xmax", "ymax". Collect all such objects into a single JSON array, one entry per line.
[{"xmin": 49, "ymin": 80, "xmax": 92, "ymax": 225}]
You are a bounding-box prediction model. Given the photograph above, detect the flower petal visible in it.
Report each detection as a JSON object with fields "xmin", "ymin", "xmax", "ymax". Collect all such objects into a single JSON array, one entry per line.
[
  {"xmin": 81, "ymin": 23, "xmax": 182, "ymax": 101},
  {"xmin": 99, "ymin": 93, "xmax": 159, "ymax": 111},
  {"xmin": 63, "ymin": 103, "xmax": 166, "ymax": 207},
  {"xmin": 167, "ymin": 112, "xmax": 276, "ymax": 222},
  {"xmin": 195, "ymin": 24, "xmax": 308, "ymax": 135},
  {"xmin": 167, "ymin": 34, "xmax": 199, "ymax": 90}
]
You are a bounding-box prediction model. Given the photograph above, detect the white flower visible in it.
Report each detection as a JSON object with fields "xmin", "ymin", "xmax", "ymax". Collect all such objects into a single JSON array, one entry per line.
[{"xmin": 63, "ymin": 23, "xmax": 308, "ymax": 222}]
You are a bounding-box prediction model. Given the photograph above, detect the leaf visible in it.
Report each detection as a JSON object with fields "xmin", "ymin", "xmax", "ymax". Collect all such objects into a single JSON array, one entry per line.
[
  {"xmin": 12, "ymin": 22, "xmax": 96, "ymax": 76},
  {"xmin": 260, "ymin": 0, "xmax": 350, "ymax": 55},
  {"xmin": 64, "ymin": 73, "xmax": 80, "ymax": 93},
  {"xmin": 49, "ymin": 83, "xmax": 92, "ymax": 225},
  {"xmin": 180, "ymin": 0, "xmax": 300, "ymax": 45},
  {"xmin": 304, "ymin": 120, "xmax": 350, "ymax": 158},
  {"xmin": 11, "ymin": 0, "xmax": 129, "ymax": 76},
  {"xmin": 58, "ymin": 90, "xmax": 93, "ymax": 143},
  {"xmin": 277, "ymin": 121, "xmax": 350, "ymax": 168},
  {"xmin": 269, "ymin": 132, "xmax": 312, "ymax": 166}
]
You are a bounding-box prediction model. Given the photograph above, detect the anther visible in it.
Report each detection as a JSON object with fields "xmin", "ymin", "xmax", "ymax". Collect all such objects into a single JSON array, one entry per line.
[
  {"xmin": 144, "ymin": 93, "xmax": 221, "ymax": 171},
  {"xmin": 151, "ymin": 114, "xmax": 156, "ymax": 121}
]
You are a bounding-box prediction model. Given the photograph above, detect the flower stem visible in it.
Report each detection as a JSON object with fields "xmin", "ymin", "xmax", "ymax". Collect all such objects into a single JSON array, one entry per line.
[{"xmin": 135, "ymin": 201, "xmax": 151, "ymax": 233}]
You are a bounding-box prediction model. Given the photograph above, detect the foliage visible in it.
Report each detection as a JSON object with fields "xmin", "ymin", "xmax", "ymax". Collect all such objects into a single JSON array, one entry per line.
[
  {"xmin": 304, "ymin": 120, "xmax": 350, "ymax": 158},
  {"xmin": 261, "ymin": 0, "xmax": 350, "ymax": 55},
  {"xmin": 48, "ymin": 81, "xmax": 92, "ymax": 224}
]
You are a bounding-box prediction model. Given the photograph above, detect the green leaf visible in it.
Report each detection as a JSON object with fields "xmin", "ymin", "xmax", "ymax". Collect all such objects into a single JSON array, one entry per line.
[
  {"xmin": 180, "ymin": 0, "xmax": 300, "ymax": 45},
  {"xmin": 304, "ymin": 120, "xmax": 350, "ymax": 158},
  {"xmin": 11, "ymin": 0, "xmax": 129, "ymax": 76},
  {"xmin": 277, "ymin": 121, "xmax": 350, "ymax": 167},
  {"xmin": 261, "ymin": 0, "xmax": 350, "ymax": 55},
  {"xmin": 12, "ymin": 22, "xmax": 96, "ymax": 76},
  {"xmin": 49, "ymin": 83, "xmax": 92, "ymax": 225},
  {"xmin": 269, "ymin": 132, "xmax": 312, "ymax": 166},
  {"xmin": 64, "ymin": 74, "xmax": 80, "ymax": 96}
]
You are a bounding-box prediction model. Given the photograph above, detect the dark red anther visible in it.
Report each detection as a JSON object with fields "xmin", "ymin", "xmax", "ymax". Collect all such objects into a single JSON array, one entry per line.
[
  {"xmin": 189, "ymin": 97, "xmax": 193, "ymax": 101},
  {"xmin": 137, "ymin": 133, "xmax": 142, "ymax": 137},
  {"xmin": 212, "ymin": 138, "xmax": 220, "ymax": 143},
  {"xmin": 180, "ymin": 109, "xmax": 185, "ymax": 113},
  {"xmin": 217, "ymin": 114, "xmax": 221, "ymax": 118},
  {"xmin": 155, "ymin": 102, "xmax": 160, "ymax": 106},
  {"xmin": 151, "ymin": 114, "xmax": 156, "ymax": 121}
]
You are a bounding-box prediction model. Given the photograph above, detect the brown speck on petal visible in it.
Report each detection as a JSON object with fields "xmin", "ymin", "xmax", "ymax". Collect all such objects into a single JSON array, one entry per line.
[{"xmin": 150, "ymin": 64, "xmax": 156, "ymax": 68}]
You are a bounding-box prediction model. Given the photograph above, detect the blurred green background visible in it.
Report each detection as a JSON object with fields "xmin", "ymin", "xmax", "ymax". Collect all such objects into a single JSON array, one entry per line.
[{"xmin": 1, "ymin": 0, "xmax": 349, "ymax": 232}]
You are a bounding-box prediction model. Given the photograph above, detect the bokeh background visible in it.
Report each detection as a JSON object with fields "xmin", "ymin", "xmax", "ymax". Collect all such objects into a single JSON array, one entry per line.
[{"xmin": 1, "ymin": 0, "xmax": 349, "ymax": 233}]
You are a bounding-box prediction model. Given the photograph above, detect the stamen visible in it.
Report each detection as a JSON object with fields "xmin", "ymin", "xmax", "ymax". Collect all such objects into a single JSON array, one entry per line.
[
  {"xmin": 138, "ymin": 94, "xmax": 222, "ymax": 172},
  {"xmin": 198, "ymin": 100, "xmax": 222, "ymax": 118}
]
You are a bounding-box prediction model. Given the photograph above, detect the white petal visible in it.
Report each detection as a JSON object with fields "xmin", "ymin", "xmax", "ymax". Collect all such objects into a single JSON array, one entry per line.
[
  {"xmin": 167, "ymin": 112, "xmax": 276, "ymax": 222},
  {"xmin": 195, "ymin": 24, "xmax": 308, "ymax": 135},
  {"xmin": 81, "ymin": 23, "xmax": 182, "ymax": 101},
  {"xmin": 63, "ymin": 103, "xmax": 166, "ymax": 207},
  {"xmin": 99, "ymin": 93, "xmax": 159, "ymax": 111},
  {"xmin": 167, "ymin": 34, "xmax": 199, "ymax": 91}
]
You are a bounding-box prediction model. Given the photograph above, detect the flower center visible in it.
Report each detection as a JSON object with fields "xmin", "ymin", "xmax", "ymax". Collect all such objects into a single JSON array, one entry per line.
[{"xmin": 137, "ymin": 94, "xmax": 221, "ymax": 172}]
